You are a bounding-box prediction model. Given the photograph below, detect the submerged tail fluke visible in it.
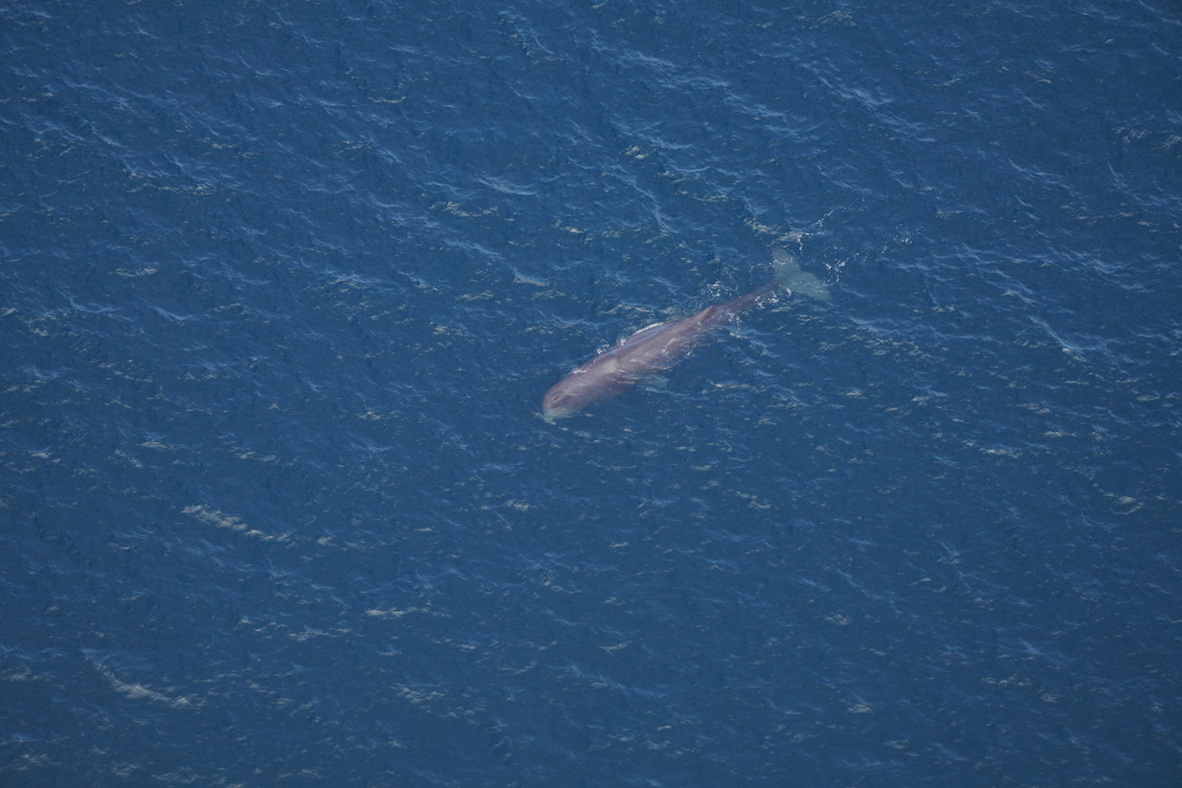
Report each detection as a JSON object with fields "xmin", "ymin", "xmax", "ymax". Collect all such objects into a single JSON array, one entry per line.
[{"xmin": 772, "ymin": 247, "xmax": 831, "ymax": 301}]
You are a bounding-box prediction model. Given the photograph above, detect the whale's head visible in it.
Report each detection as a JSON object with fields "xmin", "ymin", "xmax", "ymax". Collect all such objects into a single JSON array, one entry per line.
[
  {"xmin": 542, "ymin": 364, "xmax": 616, "ymax": 420},
  {"xmin": 543, "ymin": 353, "xmax": 634, "ymax": 421},
  {"xmin": 541, "ymin": 381, "xmax": 580, "ymax": 420}
]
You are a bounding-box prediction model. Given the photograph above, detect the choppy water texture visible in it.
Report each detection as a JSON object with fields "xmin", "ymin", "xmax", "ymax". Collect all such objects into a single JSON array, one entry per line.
[{"xmin": 3, "ymin": 1, "xmax": 1181, "ymax": 785}]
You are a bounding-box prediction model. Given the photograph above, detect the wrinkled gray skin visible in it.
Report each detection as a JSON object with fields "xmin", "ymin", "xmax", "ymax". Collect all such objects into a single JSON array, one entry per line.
[{"xmin": 543, "ymin": 248, "xmax": 829, "ymax": 419}]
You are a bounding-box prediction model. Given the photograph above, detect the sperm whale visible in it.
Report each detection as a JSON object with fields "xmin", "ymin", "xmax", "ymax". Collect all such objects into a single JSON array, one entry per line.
[{"xmin": 542, "ymin": 248, "xmax": 829, "ymax": 419}]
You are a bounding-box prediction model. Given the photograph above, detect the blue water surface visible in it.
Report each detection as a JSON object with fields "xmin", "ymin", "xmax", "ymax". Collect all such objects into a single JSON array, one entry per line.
[{"xmin": 3, "ymin": 0, "xmax": 1181, "ymax": 785}]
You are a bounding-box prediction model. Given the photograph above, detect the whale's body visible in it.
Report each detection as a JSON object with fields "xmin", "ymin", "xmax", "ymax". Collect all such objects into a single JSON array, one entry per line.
[{"xmin": 542, "ymin": 248, "xmax": 829, "ymax": 419}]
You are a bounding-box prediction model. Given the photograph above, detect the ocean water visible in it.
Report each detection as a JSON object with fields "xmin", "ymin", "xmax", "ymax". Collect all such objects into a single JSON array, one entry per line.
[{"xmin": 2, "ymin": 0, "xmax": 1180, "ymax": 785}]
